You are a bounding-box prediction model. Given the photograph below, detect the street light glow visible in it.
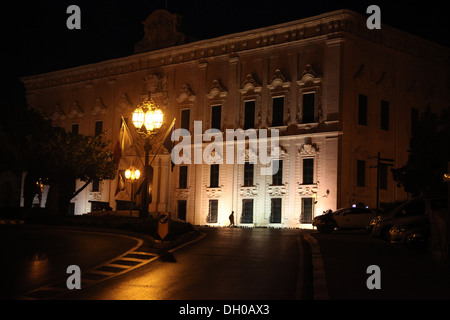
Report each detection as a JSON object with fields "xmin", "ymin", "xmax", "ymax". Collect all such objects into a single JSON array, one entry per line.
[
  {"xmin": 132, "ymin": 97, "xmax": 164, "ymax": 134},
  {"xmin": 125, "ymin": 168, "xmax": 140, "ymax": 181}
]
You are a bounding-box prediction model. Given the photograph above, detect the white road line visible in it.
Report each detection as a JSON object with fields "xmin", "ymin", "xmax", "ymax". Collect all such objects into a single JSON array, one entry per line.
[{"xmin": 18, "ymin": 229, "xmax": 206, "ymax": 300}]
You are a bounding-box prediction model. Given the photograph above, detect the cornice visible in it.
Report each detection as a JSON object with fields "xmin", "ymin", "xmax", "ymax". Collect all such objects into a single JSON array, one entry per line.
[{"xmin": 20, "ymin": 9, "xmax": 449, "ymax": 92}]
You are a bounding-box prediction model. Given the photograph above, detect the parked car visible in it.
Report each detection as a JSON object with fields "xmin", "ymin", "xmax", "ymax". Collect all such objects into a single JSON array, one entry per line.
[
  {"xmin": 313, "ymin": 207, "xmax": 377, "ymax": 233},
  {"xmin": 389, "ymin": 216, "xmax": 430, "ymax": 245},
  {"xmin": 371, "ymin": 197, "xmax": 447, "ymax": 240}
]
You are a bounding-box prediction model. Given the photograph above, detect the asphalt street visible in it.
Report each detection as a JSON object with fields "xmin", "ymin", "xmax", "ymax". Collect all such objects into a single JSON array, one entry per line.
[
  {"xmin": 0, "ymin": 225, "xmax": 141, "ymax": 299},
  {"xmin": 63, "ymin": 227, "xmax": 302, "ymax": 300}
]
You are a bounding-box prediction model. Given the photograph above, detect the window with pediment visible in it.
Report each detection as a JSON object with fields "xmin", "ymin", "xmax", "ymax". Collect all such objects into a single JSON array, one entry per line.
[
  {"xmin": 297, "ymin": 64, "xmax": 322, "ymax": 124},
  {"xmin": 239, "ymin": 74, "xmax": 262, "ymax": 129},
  {"xmin": 206, "ymin": 79, "xmax": 227, "ymax": 131},
  {"xmin": 267, "ymin": 69, "xmax": 291, "ymax": 127}
]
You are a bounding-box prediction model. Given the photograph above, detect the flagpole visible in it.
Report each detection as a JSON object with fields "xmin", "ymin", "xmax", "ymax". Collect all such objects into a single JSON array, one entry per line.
[
  {"xmin": 149, "ymin": 118, "xmax": 176, "ymax": 167},
  {"xmin": 121, "ymin": 116, "xmax": 145, "ymax": 167}
]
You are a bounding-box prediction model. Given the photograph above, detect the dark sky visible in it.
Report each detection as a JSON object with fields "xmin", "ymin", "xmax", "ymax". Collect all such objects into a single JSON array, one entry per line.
[{"xmin": 2, "ymin": 0, "xmax": 448, "ymax": 108}]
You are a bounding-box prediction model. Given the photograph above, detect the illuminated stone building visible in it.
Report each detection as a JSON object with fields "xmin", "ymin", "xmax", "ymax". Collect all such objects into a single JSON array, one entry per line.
[{"xmin": 21, "ymin": 9, "xmax": 449, "ymax": 227}]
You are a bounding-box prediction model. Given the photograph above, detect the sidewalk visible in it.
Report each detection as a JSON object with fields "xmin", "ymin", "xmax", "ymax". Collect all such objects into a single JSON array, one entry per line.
[{"xmin": 305, "ymin": 230, "xmax": 450, "ymax": 300}]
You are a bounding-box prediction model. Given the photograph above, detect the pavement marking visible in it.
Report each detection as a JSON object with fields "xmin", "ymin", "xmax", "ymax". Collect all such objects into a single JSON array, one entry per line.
[
  {"xmin": 18, "ymin": 231, "xmax": 155, "ymax": 300},
  {"xmin": 17, "ymin": 230, "xmax": 206, "ymax": 300},
  {"xmin": 304, "ymin": 233, "xmax": 330, "ymax": 300}
]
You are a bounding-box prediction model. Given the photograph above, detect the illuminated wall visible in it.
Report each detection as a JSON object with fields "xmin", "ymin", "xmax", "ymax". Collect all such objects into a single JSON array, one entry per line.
[{"xmin": 21, "ymin": 9, "xmax": 449, "ymax": 227}]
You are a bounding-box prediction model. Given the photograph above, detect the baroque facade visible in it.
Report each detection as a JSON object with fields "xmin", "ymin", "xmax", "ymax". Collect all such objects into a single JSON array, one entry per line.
[{"xmin": 21, "ymin": 9, "xmax": 449, "ymax": 228}]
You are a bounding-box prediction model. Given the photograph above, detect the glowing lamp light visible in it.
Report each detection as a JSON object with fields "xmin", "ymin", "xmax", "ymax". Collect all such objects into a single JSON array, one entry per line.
[
  {"xmin": 132, "ymin": 97, "xmax": 164, "ymax": 134},
  {"xmin": 125, "ymin": 168, "xmax": 140, "ymax": 181},
  {"xmin": 443, "ymin": 173, "xmax": 450, "ymax": 183}
]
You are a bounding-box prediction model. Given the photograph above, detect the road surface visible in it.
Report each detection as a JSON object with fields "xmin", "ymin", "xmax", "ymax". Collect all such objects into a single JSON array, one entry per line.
[{"xmin": 64, "ymin": 227, "xmax": 303, "ymax": 300}]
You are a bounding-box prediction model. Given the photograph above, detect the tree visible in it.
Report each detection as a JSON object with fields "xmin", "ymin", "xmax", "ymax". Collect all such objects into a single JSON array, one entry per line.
[
  {"xmin": 26, "ymin": 128, "xmax": 117, "ymax": 215},
  {"xmin": 392, "ymin": 107, "xmax": 450, "ymax": 197}
]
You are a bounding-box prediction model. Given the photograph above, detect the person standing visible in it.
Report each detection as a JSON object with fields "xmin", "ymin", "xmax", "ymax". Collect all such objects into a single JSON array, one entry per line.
[{"xmin": 229, "ymin": 211, "xmax": 235, "ymax": 227}]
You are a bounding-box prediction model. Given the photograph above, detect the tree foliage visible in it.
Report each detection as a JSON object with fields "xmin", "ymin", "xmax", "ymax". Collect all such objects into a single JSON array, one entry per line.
[
  {"xmin": 392, "ymin": 107, "xmax": 450, "ymax": 197},
  {"xmin": 27, "ymin": 128, "xmax": 116, "ymax": 215},
  {"xmin": 0, "ymin": 106, "xmax": 117, "ymax": 215}
]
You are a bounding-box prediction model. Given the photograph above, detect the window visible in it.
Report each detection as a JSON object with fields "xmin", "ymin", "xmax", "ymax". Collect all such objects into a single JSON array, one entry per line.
[
  {"xmin": 379, "ymin": 163, "xmax": 388, "ymax": 190},
  {"xmin": 92, "ymin": 179, "xmax": 100, "ymax": 192},
  {"xmin": 210, "ymin": 164, "xmax": 219, "ymax": 187},
  {"xmin": 357, "ymin": 160, "xmax": 366, "ymax": 187},
  {"xmin": 211, "ymin": 105, "xmax": 221, "ymax": 130},
  {"xmin": 241, "ymin": 199, "xmax": 253, "ymax": 223},
  {"xmin": 302, "ymin": 93, "xmax": 315, "ymax": 123},
  {"xmin": 244, "ymin": 100, "xmax": 255, "ymax": 129},
  {"xmin": 95, "ymin": 121, "xmax": 103, "ymax": 136},
  {"xmin": 71, "ymin": 123, "xmax": 79, "ymax": 135},
  {"xmin": 208, "ymin": 199, "xmax": 218, "ymax": 223},
  {"xmin": 179, "ymin": 166, "xmax": 188, "ymax": 189},
  {"xmin": 358, "ymin": 94, "xmax": 368, "ymax": 126},
  {"xmin": 270, "ymin": 198, "xmax": 282, "ymax": 223},
  {"xmin": 272, "ymin": 96, "xmax": 284, "ymax": 127},
  {"xmin": 178, "ymin": 200, "xmax": 187, "ymax": 221},
  {"xmin": 272, "ymin": 159, "xmax": 283, "ymax": 185},
  {"xmin": 303, "ymin": 158, "xmax": 314, "ymax": 184},
  {"xmin": 181, "ymin": 109, "xmax": 190, "ymax": 132},
  {"xmin": 301, "ymin": 198, "xmax": 314, "ymax": 223},
  {"xmin": 381, "ymin": 100, "xmax": 389, "ymax": 130},
  {"xmin": 243, "ymin": 162, "xmax": 254, "ymax": 186}
]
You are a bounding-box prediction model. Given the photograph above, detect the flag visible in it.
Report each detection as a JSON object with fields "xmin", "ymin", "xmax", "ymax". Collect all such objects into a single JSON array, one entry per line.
[
  {"xmin": 162, "ymin": 118, "xmax": 176, "ymax": 171},
  {"xmin": 114, "ymin": 170, "xmax": 125, "ymax": 196},
  {"xmin": 113, "ymin": 117, "xmax": 133, "ymax": 166},
  {"xmin": 135, "ymin": 166, "xmax": 153, "ymax": 204}
]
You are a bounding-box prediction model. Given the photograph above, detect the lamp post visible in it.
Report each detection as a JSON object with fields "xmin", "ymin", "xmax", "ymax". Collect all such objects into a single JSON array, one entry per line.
[
  {"xmin": 124, "ymin": 168, "xmax": 140, "ymax": 217},
  {"xmin": 131, "ymin": 95, "xmax": 164, "ymax": 217}
]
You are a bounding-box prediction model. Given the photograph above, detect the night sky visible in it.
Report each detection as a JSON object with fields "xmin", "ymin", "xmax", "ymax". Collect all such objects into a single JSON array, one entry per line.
[{"xmin": 1, "ymin": 0, "xmax": 448, "ymax": 108}]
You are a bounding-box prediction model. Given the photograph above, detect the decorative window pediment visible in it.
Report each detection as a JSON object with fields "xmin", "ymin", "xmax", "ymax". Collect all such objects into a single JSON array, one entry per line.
[
  {"xmin": 207, "ymin": 79, "xmax": 227, "ymax": 99},
  {"xmin": 298, "ymin": 64, "xmax": 321, "ymax": 86},
  {"xmin": 117, "ymin": 94, "xmax": 132, "ymax": 113},
  {"xmin": 297, "ymin": 182, "xmax": 318, "ymax": 195},
  {"xmin": 353, "ymin": 64, "xmax": 373, "ymax": 87},
  {"xmin": 238, "ymin": 147, "xmax": 258, "ymax": 164},
  {"xmin": 298, "ymin": 143, "xmax": 319, "ymax": 155},
  {"xmin": 240, "ymin": 74, "xmax": 261, "ymax": 94},
  {"xmin": 267, "ymin": 183, "xmax": 288, "ymax": 197},
  {"xmin": 176, "ymin": 84, "xmax": 196, "ymax": 103},
  {"xmin": 267, "ymin": 69, "xmax": 291, "ymax": 127},
  {"xmin": 205, "ymin": 185, "xmax": 224, "ymax": 198},
  {"xmin": 240, "ymin": 74, "xmax": 262, "ymax": 128},
  {"xmin": 270, "ymin": 144, "xmax": 288, "ymax": 158},
  {"xmin": 239, "ymin": 183, "xmax": 259, "ymax": 197},
  {"xmin": 267, "ymin": 69, "xmax": 291, "ymax": 90},
  {"xmin": 68, "ymin": 101, "xmax": 84, "ymax": 119},
  {"xmin": 91, "ymin": 97, "xmax": 107, "ymax": 116},
  {"xmin": 297, "ymin": 64, "xmax": 323, "ymax": 124},
  {"xmin": 376, "ymin": 71, "xmax": 395, "ymax": 96},
  {"xmin": 52, "ymin": 103, "xmax": 66, "ymax": 122}
]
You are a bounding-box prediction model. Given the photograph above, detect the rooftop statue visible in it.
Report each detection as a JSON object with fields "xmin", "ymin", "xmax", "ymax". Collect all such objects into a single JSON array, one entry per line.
[{"xmin": 134, "ymin": 9, "xmax": 185, "ymax": 53}]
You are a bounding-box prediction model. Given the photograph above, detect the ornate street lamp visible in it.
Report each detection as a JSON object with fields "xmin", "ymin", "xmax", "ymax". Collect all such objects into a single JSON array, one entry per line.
[
  {"xmin": 131, "ymin": 95, "xmax": 164, "ymax": 217},
  {"xmin": 132, "ymin": 96, "xmax": 164, "ymax": 137},
  {"xmin": 124, "ymin": 168, "xmax": 140, "ymax": 217}
]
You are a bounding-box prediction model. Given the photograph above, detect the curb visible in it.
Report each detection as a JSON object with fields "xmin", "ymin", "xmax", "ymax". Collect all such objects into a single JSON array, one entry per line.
[{"xmin": 304, "ymin": 233, "xmax": 330, "ymax": 300}]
